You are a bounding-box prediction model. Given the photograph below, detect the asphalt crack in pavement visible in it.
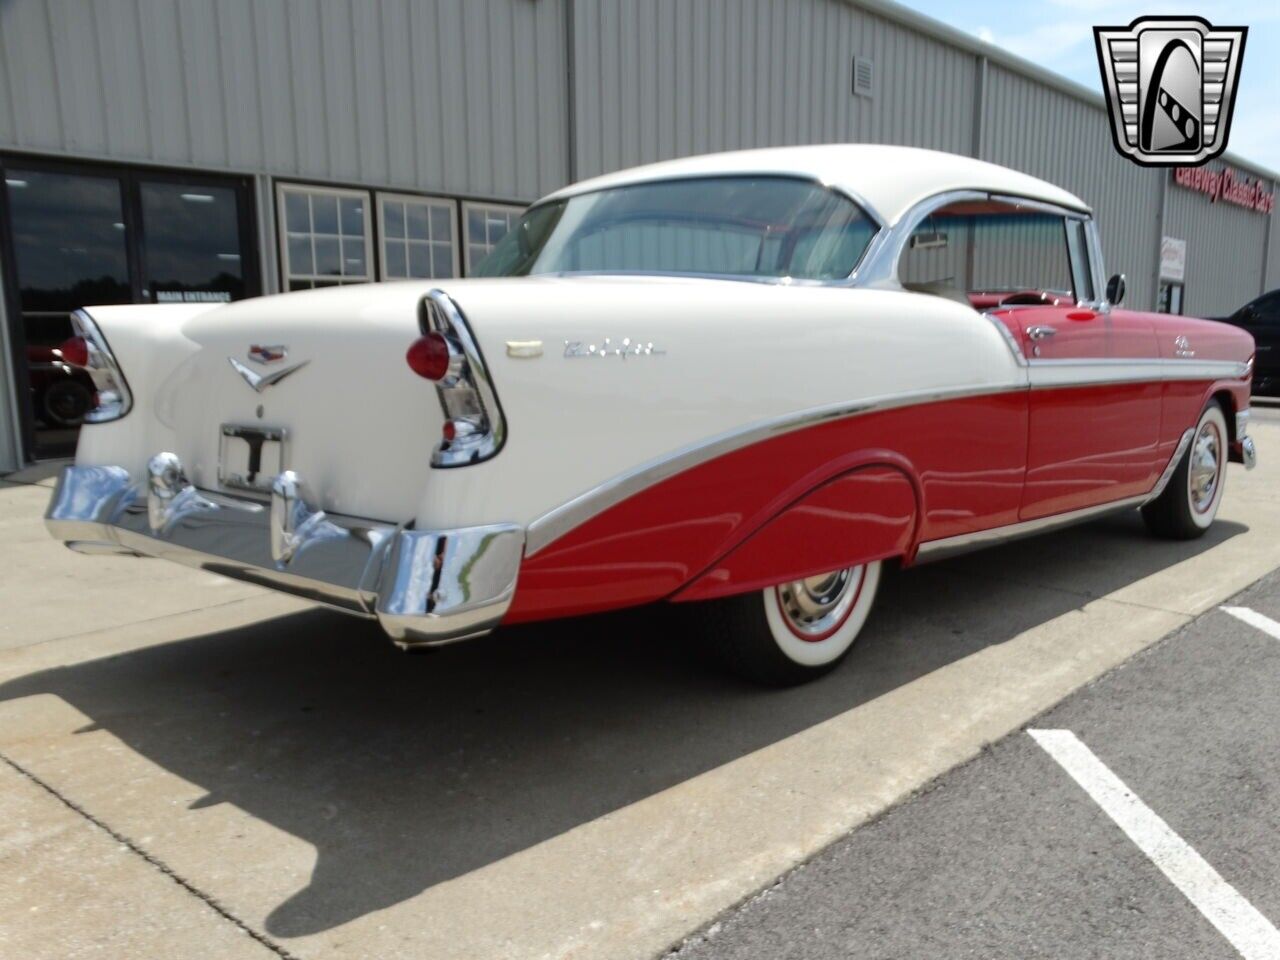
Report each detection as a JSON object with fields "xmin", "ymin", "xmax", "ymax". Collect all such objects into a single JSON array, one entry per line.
[{"xmin": 0, "ymin": 749, "xmax": 299, "ymax": 960}]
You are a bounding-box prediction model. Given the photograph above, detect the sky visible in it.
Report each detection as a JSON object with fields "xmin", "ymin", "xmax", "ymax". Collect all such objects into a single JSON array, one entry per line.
[{"xmin": 897, "ymin": 0, "xmax": 1280, "ymax": 174}]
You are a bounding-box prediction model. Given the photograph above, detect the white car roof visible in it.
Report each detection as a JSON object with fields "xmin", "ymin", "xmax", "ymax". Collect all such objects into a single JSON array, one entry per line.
[{"xmin": 544, "ymin": 144, "xmax": 1091, "ymax": 225}]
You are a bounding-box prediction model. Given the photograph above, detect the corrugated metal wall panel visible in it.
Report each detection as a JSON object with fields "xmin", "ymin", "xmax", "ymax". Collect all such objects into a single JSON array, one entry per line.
[
  {"xmin": 97, "ymin": 0, "xmax": 157, "ymax": 159},
  {"xmin": 1165, "ymin": 170, "xmax": 1271, "ymax": 318},
  {"xmin": 0, "ymin": 0, "xmax": 566, "ymax": 202},
  {"xmin": 571, "ymin": 0, "xmax": 976, "ymax": 181},
  {"xmin": 1, "ymin": 2, "xmax": 66, "ymax": 149},
  {"xmin": 980, "ymin": 64, "xmax": 1160, "ymax": 310},
  {"xmin": 1267, "ymin": 189, "xmax": 1280, "ymax": 293}
]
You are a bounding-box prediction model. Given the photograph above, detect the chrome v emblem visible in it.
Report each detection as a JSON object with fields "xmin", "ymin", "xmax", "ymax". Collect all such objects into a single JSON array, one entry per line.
[{"xmin": 228, "ymin": 356, "xmax": 310, "ymax": 393}]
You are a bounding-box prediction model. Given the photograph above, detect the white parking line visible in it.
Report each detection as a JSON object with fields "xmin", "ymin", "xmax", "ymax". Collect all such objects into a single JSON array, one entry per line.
[
  {"xmin": 1029, "ymin": 729, "xmax": 1280, "ymax": 960},
  {"xmin": 1222, "ymin": 606, "xmax": 1280, "ymax": 641}
]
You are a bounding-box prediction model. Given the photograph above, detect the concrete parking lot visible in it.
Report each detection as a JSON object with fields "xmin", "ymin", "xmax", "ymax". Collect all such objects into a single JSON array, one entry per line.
[{"xmin": 3, "ymin": 413, "xmax": 1280, "ymax": 960}]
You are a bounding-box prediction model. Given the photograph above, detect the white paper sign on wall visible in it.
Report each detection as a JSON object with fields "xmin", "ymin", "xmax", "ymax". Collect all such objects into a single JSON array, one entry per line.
[{"xmin": 1160, "ymin": 236, "xmax": 1187, "ymax": 282}]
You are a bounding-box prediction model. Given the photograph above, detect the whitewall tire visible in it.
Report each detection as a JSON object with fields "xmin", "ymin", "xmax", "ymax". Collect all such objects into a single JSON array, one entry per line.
[
  {"xmin": 696, "ymin": 561, "xmax": 882, "ymax": 686},
  {"xmin": 1142, "ymin": 401, "xmax": 1228, "ymax": 539}
]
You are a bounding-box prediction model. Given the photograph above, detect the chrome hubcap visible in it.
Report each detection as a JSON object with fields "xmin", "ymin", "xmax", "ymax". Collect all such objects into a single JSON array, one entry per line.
[
  {"xmin": 1188, "ymin": 421, "xmax": 1222, "ymax": 513},
  {"xmin": 776, "ymin": 566, "xmax": 864, "ymax": 640}
]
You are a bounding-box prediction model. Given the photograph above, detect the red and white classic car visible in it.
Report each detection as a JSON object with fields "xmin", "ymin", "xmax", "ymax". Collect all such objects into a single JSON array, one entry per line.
[{"xmin": 46, "ymin": 145, "xmax": 1256, "ymax": 684}]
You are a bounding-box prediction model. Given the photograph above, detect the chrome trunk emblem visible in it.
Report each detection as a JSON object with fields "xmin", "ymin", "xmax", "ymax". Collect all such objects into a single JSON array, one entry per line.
[{"xmin": 229, "ymin": 356, "xmax": 310, "ymax": 393}]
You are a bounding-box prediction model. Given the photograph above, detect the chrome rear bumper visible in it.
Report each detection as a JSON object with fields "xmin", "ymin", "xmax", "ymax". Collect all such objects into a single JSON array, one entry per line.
[{"xmin": 45, "ymin": 459, "xmax": 523, "ymax": 647}]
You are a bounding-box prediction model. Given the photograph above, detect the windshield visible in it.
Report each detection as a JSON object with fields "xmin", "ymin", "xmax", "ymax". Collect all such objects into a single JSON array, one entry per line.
[{"xmin": 471, "ymin": 176, "xmax": 878, "ymax": 281}]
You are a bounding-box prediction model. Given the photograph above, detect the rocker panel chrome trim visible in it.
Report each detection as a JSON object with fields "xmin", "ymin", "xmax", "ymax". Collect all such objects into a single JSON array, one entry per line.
[{"xmin": 914, "ymin": 494, "xmax": 1149, "ymax": 563}]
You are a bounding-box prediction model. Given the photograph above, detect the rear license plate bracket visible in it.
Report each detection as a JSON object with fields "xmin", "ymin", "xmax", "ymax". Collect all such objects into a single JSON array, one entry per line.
[{"xmin": 218, "ymin": 424, "xmax": 288, "ymax": 492}]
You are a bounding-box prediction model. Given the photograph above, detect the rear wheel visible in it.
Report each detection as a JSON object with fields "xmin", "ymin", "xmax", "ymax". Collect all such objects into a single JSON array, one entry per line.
[
  {"xmin": 1141, "ymin": 401, "xmax": 1227, "ymax": 539},
  {"xmin": 42, "ymin": 379, "xmax": 92, "ymax": 427},
  {"xmin": 697, "ymin": 561, "xmax": 881, "ymax": 686}
]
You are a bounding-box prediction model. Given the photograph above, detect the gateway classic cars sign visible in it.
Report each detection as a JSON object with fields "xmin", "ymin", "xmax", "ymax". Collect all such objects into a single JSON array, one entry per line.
[{"xmin": 1172, "ymin": 165, "xmax": 1276, "ymax": 216}]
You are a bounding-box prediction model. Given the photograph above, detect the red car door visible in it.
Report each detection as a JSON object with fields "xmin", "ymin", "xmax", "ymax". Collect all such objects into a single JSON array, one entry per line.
[{"xmin": 1008, "ymin": 299, "xmax": 1162, "ymax": 520}]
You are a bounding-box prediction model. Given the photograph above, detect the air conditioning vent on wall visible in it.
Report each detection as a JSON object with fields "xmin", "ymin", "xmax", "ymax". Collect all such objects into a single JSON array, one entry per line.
[{"xmin": 853, "ymin": 56, "xmax": 874, "ymax": 98}]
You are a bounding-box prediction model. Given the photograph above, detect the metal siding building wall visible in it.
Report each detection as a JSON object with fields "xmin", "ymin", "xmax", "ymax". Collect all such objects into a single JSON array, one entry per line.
[
  {"xmin": 0, "ymin": 0, "xmax": 1277, "ymax": 471},
  {"xmin": 570, "ymin": 0, "xmax": 977, "ymax": 181},
  {"xmin": 979, "ymin": 64, "xmax": 1161, "ymax": 311},
  {"xmin": 1165, "ymin": 168, "xmax": 1274, "ymax": 317},
  {"xmin": 0, "ymin": 0, "xmax": 568, "ymax": 202},
  {"xmin": 1269, "ymin": 196, "xmax": 1280, "ymax": 293}
]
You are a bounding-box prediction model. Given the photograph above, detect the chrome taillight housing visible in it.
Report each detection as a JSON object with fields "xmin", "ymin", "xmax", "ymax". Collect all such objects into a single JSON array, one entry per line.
[
  {"xmin": 417, "ymin": 290, "xmax": 506, "ymax": 467},
  {"xmin": 68, "ymin": 309, "xmax": 133, "ymax": 423}
]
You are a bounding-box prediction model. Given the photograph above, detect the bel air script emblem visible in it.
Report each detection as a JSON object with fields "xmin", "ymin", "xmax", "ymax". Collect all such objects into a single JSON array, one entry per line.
[{"xmin": 564, "ymin": 337, "xmax": 666, "ymax": 359}]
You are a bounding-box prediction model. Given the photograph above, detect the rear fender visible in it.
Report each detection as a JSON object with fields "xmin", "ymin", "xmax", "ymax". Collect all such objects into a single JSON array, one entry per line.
[{"xmin": 672, "ymin": 461, "xmax": 920, "ymax": 603}]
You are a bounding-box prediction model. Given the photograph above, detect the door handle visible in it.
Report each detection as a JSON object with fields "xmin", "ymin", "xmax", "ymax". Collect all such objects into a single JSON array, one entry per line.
[{"xmin": 1026, "ymin": 325, "xmax": 1057, "ymax": 340}]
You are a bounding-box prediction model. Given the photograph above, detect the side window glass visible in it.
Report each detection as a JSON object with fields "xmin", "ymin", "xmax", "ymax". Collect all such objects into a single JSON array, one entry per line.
[
  {"xmin": 1065, "ymin": 219, "xmax": 1095, "ymax": 303},
  {"xmin": 899, "ymin": 199, "xmax": 1075, "ymax": 308}
]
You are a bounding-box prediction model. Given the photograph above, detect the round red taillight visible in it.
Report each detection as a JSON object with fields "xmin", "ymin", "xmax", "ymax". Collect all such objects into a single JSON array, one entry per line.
[
  {"xmin": 59, "ymin": 335, "xmax": 90, "ymax": 367},
  {"xmin": 406, "ymin": 333, "xmax": 450, "ymax": 381}
]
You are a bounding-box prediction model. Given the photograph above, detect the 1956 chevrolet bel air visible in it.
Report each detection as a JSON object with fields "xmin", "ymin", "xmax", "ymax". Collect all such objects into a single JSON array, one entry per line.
[{"xmin": 46, "ymin": 145, "xmax": 1257, "ymax": 685}]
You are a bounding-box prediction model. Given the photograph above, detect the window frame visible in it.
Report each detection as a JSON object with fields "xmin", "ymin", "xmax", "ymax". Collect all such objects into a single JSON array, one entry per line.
[
  {"xmin": 467, "ymin": 176, "xmax": 884, "ymax": 282},
  {"xmin": 375, "ymin": 190, "xmax": 460, "ymax": 281},
  {"xmin": 276, "ymin": 182, "xmax": 375, "ymax": 289},
  {"xmin": 462, "ymin": 201, "xmax": 526, "ymax": 275},
  {"xmin": 877, "ymin": 190, "xmax": 1104, "ymax": 308}
]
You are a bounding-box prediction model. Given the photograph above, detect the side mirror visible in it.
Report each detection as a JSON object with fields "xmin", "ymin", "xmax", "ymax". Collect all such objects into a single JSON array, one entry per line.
[{"xmin": 1106, "ymin": 273, "xmax": 1126, "ymax": 305}]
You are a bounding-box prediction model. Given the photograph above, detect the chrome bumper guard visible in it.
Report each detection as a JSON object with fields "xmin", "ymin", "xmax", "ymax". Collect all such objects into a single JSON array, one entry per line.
[
  {"xmin": 1232, "ymin": 410, "xmax": 1257, "ymax": 470},
  {"xmin": 45, "ymin": 457, "xmax": 523, "ymax": 647}
]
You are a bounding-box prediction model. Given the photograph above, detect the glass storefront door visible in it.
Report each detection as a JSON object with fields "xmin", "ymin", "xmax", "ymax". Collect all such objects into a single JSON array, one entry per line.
[{"xmin": 0, "ymin": 158, "xmax": 258, "ymax": 459}]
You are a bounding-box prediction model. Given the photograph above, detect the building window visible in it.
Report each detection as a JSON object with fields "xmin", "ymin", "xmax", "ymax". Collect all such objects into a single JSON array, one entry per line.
[
  {"xmin": 278, "ymin": 184, "xmax": 372, "ymax": 290},
  {"xmin": 378, "ymin": 192, "xmax": 458, "ymax": 280},
  {"xmin": 1158, "ymin": 281, "xmax": 1185, "ymax": 315},
  {"xmin": 463, "ymin": 202, "xmax": 523, "ymax": 273}
]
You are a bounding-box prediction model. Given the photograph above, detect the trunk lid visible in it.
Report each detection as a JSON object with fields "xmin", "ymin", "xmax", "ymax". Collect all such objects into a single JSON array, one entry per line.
[{"xmin": 167, "ymin": 283, "xmax": 438, "ymax": 521}]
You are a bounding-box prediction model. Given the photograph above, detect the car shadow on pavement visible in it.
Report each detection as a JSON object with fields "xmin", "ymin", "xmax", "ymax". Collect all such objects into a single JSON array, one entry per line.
[{"xmin": 0, "ymin": 510, "xmax": 1245, "ymax": 937}]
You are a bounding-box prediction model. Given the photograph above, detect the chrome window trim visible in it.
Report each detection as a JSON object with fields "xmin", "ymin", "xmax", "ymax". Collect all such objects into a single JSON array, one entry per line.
[
  {"xmin": 1083, "ymin": 218, "xmax": 1112, "ymax": 312},
  {"xmin": 856, "ymin": 189, "xmax": 1098, "ymax": 301},
  {"xmin": 855, "ymin": 189, "xmax": 987, "ymax": 288}
]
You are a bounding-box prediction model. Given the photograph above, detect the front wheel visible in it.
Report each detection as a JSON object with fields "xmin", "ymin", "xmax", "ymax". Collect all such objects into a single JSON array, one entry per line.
[
  {"xmin": 695, "ymin": 561, "xmax": 881, "ymax": 686},
  {"xmin": 1141, "ymin": 401, "xmax": 1228, "ymax": 539}
]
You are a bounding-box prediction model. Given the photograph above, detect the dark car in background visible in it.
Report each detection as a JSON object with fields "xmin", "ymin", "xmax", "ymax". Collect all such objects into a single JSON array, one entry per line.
[
  {"xmin": 1220, "ymin": 290, "xmax": 1280, "ymax": 395},
  {"xmin": 26, "ymin": 343, "xmax": 95, "ymax": 428}
]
